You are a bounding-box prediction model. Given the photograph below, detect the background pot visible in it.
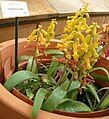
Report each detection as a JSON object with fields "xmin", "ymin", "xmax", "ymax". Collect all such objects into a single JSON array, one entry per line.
[{"xmin": 94, "ymin": 57, "xmax": 109, "ymax": 87}]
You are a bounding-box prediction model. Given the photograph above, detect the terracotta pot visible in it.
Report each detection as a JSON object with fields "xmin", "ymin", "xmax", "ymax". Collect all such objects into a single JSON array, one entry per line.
[
  {"xmin": 94, "ymin": 57, "xmax": 109, "ymax": 87},
  {"xmin": 1, "ymin": 38, "xmax": 109, "ymax": 119},
  {"xmin": 4, "ymin": 58, "xmax": 109, "ymax": 118}
]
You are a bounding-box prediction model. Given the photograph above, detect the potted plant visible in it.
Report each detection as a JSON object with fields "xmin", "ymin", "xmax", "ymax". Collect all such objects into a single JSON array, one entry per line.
[{"xmin": 2, "ymin": 4, "xmax": 109, "ymax": 119}]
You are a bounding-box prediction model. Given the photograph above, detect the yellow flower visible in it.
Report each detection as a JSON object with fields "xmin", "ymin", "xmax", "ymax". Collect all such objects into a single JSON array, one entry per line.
[
  {"xmin": 39, "ymin": 33, "xmax": 48, "ymax": 47},
  {"xmin": 62, "ymin": 34, "xmax": 68, "ymax": 39},
  {"xmin": 92, "ymin": 48, "xmax": 99, "ymax": 59},
  {"xmin": 27, "ymin": 35, "xmax": 37, "ymax": 43},
  {"xmin": 65, "ymin": 33, "xmax": 74, "ymax": 41},
  {"xmin": 57, "ymin": 43, "xmax": 68, "ymax": 52},
  {"xmin": 88, "ymin": 41, "xmax": 98, "ymax": 59},
  {"xmin": 85, "ymin": 34, "xmax": 91, "ymax": 44},
  {"xmin": 41, "ymin": 29, "xmax": 47, "ymax": 36},
  {"xmin": 66, "ymin": 54, "xmax": 71, "ymax": 60},
  {"xmin": 61, "ymin": 38, "xmax": 67, "ymax": 43},
  {"xmin": 72, "ymin": 42, "xmax": 79, "ymax": 60},
  {"xmin": 84, "ymin": 58, "xmax": 92, "ymax": 70},
  {"xmin": 72, "ymin": 52, "xmax": 79, "ymax": 60},
  {"xmin": 81, "ymin": 42, "xmax": 88, "ymax": 52},
  {"xmin": 83, "ymin": 52, "xmax": 92, "ymax": 70},
  {"xmin": 65, "ymin": 26, "xmax": 73, "ymax": 32},
  {"xmin": 93, "ymin": 34, "xmax": 98, "ymax": 48},
  {"xmin": 47, "ymin": 19, "xmax": 57, "ymax": 41},
  {"xmin": 29, "ymin": 29, "xmax": 38, "ymax": 36}
]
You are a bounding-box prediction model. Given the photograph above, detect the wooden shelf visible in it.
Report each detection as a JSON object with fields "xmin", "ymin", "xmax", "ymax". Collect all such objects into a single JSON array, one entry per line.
[{"xmin": 0, "ymin": 0, "xmax": 109, "ymax": 42}]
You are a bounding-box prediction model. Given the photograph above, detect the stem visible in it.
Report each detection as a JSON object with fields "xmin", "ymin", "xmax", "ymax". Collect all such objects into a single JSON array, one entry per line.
[{"xmin": 15, "ymin": 17, "xmax": 19, "ymax": 72}]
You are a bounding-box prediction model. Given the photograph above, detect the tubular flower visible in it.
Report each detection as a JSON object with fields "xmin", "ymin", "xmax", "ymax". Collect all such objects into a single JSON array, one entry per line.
[
  {"xmin": 88, "ymin": 42, "xmax": 99, "ymax": 59},
  {"xmin": 62, "ymin": 34, "xmax": 69, "ymax": 39},
  {"xmin": 72, "ymin": 41, "xmax": 79, "ymax": 60},
  {"xmin": 84, "ymin": 58, "xmax": 91, "ymax": 70},
  {"xmin": 27, "ymin": 19, "xmax": 57, "ymax": 57},
  {"xmin": 64, "ymin": 32, "xmax": 75, "ymax": 41},
  {"xmin": 66, "ymin": 53, "xmax": 72, "ymax": 60},
  {"xmin": 85, "ymin": 34, "xmax": 91, "ymax": 44},
  {"xmin": 46, "ymin": 19, "xmax": 57, "ymax": 42},
  {"xmin": 81, "ymin": 18, "xmax": 88, "ymax": 28},
  {"xmin": 92, "ymin": 23, "xmax": 99, "ymax": 48},
  {"xmin": 27, "ymin": 35, "xmax": 37, "ymax": 43},
  {"xmin": 27, "ymin": 19, "xmax": 57, "ymax": 48},
  {"xmin": 79, "ymin": 34, "xmax": 88, "ymax": 52},
  {"xmin": 81, "ymin": 42, "xmax": 88, "ymax": 52},
  {"xmin": 41, "ymin": 29, "xmax": 47, "ymax": 36},
  {"xmin": 72, "ymin": 52, "xmax": 79, "ymax": 60},
  {"xmin": 27, "ymin": 25, "xmax": 42, "ymax": 43},
  {"xmin": 63, "ymin": 4, "xmax": 89, "ymax": 35},
  {"xmin": 75, "ymin": 32, "xmax": 88, "ymax": 53},
  {"xmin": 83, "ymin": 52, "xmax": 92, "ymax": 70},
  {"xmin": 57, "ymin": 42, "xmax": 68, "ymax": 52},
  {"xmin": 39, "ymin": 32, "xmax": 48, "ymax": 47},
  {"xmin": 92, "ymin": 48, "xmax": 99, "ymax": 59},
  {"xmin": 27, "ymin": 29, "xmax": 38, "ymax": 43},
  {"xmin": 93, "ymin": 32, "xmax": 99, "ymax": 49},
  {"xmin": 93, "ymin": 34, "xmax": 99, "ymax": 48}
]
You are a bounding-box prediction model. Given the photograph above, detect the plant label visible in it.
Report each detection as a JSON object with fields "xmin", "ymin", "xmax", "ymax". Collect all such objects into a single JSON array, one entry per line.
[{"xmin": 0, "ymin": 1, "xmax": 29, "ymax": 18}]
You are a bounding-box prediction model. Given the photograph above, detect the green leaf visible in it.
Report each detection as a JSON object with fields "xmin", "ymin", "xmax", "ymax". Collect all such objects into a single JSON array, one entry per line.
[
  {"xmin": 26, "ymin": 89, "xmax": 34, "ymax": 100},
  {"xmin": 48, "ymin": 77, "xmax": 57, "ymax": 85},
  {"xmin": 45, "ymin": 50, "xmax": 64, "ymax": 56},
  {"xmin": 92, "ymin": 73, "xmax": 109, "ymax": 82},
  {"xmin": 26, "ymin": 56, "xmax": 34, "ymax": 71},
  {"xmin": 42, "ymin": 85, "xmax": 67, "ymax": 111},
  {"xmin": 56, "ymin": 100, "xmax": 91, "ymax": 112},
  {"xmin": 18, "ymin": 55, "xmax": 30, "ymax": 63},
  {"xmin": 31, "ymin": 88, "xmax": 47, "ymax": 118},
  {"xmin": 85, "ymin": 91, "xmax": 93, "ymax": 109},
  {"xmin": 86, "ymin": 84, "xmax": 100, "ymax": 103},
  {"xmin": 67, "ymin": 89, "xmax": 78, "ymax": 100},
  {"xmin": 31, "ymin": 59, "xmax": 38, "ymax": 74},
  {"xmin": 47, "ymin": 60, "xmax": 59, "ymax": 77},
  {"xmin": 68, "ymin": 80, "xmax": 81, "ymax": 92},
  {"xmin": 4, "ymin": 70, "xmax": 37, "ymax": 91},
  {"xmin": 52, "ymin": 54, "xmax": 64, "ymax": 59},
  {"xmin": 71, "ymin": 89, "xmax": 79, "ymax": 100},
  {"xmin": 60, "ymin": 80, "xmax": 70, "ymax": 91},
  {"xmin": 96, "ymin": 89, "xmax": 109, "ymax": 110}
]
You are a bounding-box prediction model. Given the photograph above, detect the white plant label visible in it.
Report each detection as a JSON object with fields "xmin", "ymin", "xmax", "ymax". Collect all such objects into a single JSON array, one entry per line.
[{"xmin": 1, "ymin": 1, "xmax": 29, "ymax": 18}]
